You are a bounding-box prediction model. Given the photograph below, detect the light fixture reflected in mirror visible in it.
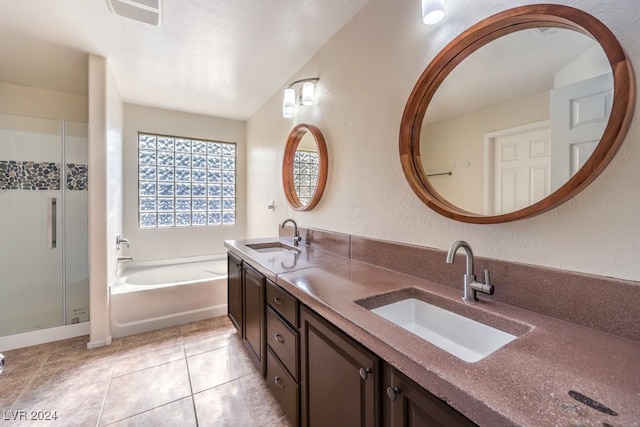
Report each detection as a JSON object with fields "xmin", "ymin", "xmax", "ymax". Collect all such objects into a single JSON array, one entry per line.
[
  {"xmin": 422, "ymin": 0, "xmax": 445, "ymax": 25},
  {"xmin": 282, "ymin": 77, "xmax": 319, "ymax": 117}
]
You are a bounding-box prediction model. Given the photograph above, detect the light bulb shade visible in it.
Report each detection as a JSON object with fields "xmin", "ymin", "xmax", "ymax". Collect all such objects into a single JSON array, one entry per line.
[
  {"xmin": 283, "ymin": 104, "xmax": 294, "ymax": 118},
  {"xmin": 302, "ymin": 81, "xmax": 315, "ymax": 105},
  {"xmin": 422, "ymin": 0, "xmax": 445, "ymax": 25},
  {"xmin": 283, "ymin": 88, "xmax": 296, "ymax": 110}
]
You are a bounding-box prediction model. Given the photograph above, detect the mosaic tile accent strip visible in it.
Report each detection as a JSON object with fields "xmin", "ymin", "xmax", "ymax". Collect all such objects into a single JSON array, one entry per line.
[
  {"xmin": 22, "ymin": 161, "xmax": 61, "ymax": 190},
  {"xmin": 0, "ymin": 161, "xmax": 88, "ymax": 191},
  {"xmin": 67, "ymin": 163, "xmax": 88, "ymax": 190},
  {"xmin": 0, "ymin": 160, "xmax": 22, "ymax": 190}
]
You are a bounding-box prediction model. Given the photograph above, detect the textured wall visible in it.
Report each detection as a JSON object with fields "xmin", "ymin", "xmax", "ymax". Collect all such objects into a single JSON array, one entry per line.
[{"xmin": 246, "ymin": 0, "xmax": 640, "ymax": 282}]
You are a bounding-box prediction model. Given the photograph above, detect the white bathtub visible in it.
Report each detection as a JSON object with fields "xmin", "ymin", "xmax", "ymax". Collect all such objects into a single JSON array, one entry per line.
[{"xmin": 110, "ymin": 254, "xmax": 227, "ymax": 338}]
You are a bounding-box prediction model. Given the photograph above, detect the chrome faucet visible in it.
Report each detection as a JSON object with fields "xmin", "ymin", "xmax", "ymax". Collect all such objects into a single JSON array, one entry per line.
[
  {"xmin": 446, "ymin": 240, "xmax": 494, "ymax": 302},
  {"xmin": 116, "ymin": 234, "xmax": 130, "ymax": 251},
  {"xmin": 281, "ymin": 219, "xmax": 302, "ymax": 247}
]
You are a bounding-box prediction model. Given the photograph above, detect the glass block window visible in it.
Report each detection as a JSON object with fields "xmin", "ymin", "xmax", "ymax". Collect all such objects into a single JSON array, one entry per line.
[
  {"xmin": 293, "ymin": 150, "xmax": 319, "ymax": 206},
  {"xmin": 138, "ymin": 133, "xmax": 236, "ymax": 228}
]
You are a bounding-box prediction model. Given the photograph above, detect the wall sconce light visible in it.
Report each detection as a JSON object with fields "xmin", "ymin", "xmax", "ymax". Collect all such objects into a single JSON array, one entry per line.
[
  {"xmin": 422, "ymin": 0, "xmax": 445, "ymax": 25},
  {"xmin": 282, "ymin": 77, "xmax": 319, "ymax": 118}
]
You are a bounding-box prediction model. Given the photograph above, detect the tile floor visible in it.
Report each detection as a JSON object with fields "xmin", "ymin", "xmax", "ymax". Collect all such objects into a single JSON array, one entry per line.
[{"xmin": 0, "ymin": 316, "xmax": 291, "ymax": 426}]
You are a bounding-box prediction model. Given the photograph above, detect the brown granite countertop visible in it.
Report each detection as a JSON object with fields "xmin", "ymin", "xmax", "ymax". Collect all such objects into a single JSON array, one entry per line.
[{"xmin": 225, "ymin": 239, "xmax": 640, "ymax": 426}]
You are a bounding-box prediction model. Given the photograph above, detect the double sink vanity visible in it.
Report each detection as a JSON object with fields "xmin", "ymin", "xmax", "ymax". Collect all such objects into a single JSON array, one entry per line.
[
  {"xmin": 225, "ymin": 226, "xmax": 640, "ymax": 426},
  {"xmin": 230, "ymin": 6, "xmax": 640, "ymax": 425}
]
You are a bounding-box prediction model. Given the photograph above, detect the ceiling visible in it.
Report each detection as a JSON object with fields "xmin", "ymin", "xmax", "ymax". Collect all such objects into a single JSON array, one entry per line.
[
  {"xmin": 0, "ymin": 0, "xmax": 369, "ymax": 120},
  {"xmin": 426, "ymin": 27, "xmax": 600, "ymax": 123}
]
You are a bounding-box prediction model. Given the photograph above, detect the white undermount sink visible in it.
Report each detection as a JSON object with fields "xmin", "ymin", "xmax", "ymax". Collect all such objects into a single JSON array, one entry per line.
[
  {"xmin": 246, "ymin": 242, "xmax": 300, "ymax": 254},
  {"xmin": 370, "ymin": 298, "xmax": 517, "ymax": 363}
]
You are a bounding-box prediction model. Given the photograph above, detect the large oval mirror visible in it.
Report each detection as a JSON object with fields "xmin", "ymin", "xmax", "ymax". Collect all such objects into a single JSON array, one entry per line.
[
  {"xmin": 283, "ymin": 123, "xmax": 328, "ymax": 211},
  {"xmin": 400, "ymin": 4, "xmax": 635, "ymax": 223}
]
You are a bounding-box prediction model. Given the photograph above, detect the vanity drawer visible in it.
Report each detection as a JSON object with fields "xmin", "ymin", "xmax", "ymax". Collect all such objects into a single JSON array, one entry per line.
[
  {"xmin": 266, "ymin": 306, "xmax": 299, "ymax": 380},
  {"xmin": 266, "ymin": 280, "xmax": 299, "ymax": 327},
  {"xmin": 266, "ymin": 347, "xmax": 299, "ymax": 426}
]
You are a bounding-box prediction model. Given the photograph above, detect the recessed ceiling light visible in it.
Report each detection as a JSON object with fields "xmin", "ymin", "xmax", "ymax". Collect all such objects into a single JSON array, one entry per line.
[{"xmin": 106, "ymin": 0, "xmax": 161, "ymax": 27}]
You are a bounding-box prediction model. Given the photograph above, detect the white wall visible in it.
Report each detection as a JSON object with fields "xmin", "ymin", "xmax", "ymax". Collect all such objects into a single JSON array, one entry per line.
[
  {"xmin": 88, "ymin": 55, "xmax": 123, "ymax": 348},
  {"xmin": 245, "ymin": 0, "xmax": 640, "ymax": 282},
  {"xmin": 122, "ymin": 104, "xmax": 246, "ymax": 262},
  {"xmin": 0, "ymin": 82, "xmax": 87, "ymax": 123}
]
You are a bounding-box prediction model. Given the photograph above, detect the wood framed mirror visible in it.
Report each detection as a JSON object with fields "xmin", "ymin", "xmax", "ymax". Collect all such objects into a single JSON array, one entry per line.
[
  {"xmin": 399, "ymin": 4, "xmax": 635, "ymax": 224},
  {"xmin": 283, "ymin": 123, "xmax": 328, "ymax": 211}
]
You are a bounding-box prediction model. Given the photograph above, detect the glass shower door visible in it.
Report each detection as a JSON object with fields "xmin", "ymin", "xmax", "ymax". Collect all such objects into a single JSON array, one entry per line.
[
  {"xmin": 63, "ymin": 121, "xmax": 89, "ymax": 325},
  {"xmin": 0, "ymin": 114, "xmax": 64, "ymax": 336}
]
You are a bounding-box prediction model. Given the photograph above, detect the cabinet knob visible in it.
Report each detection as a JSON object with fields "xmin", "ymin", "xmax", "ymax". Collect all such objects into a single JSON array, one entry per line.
[
  {"xmin": 273, "ymin": 296, "xmax": 283, "ymax": 305},
  {"xmin": 274, "ymin": 333, "xmax": 285, "ymax": 343},
  {"xmin": 386, "ymin": 386, "xmax": 400, "ymax": 401},
  {"xmin": 274, "ymin": 376, "xmax": 284, "ymax": 388},
  {"xmin": 359, "ymin": 367, "xmax": 372, "ymax": 380}
]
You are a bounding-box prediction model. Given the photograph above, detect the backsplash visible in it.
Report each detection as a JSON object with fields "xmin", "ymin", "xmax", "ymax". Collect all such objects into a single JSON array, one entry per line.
[
  {"xmin": 0, "ymin": 160, "xmax": 88, "ymax": 191},
  {"xmin": 281, "ymin": 225, "xmax": 640, "ymax": 342}
]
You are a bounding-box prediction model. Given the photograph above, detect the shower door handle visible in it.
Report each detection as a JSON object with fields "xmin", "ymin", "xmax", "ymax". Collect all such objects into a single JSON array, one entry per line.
[{"xmin": 47, "ymin": 197, "xmax": 57, "ymax": 250}]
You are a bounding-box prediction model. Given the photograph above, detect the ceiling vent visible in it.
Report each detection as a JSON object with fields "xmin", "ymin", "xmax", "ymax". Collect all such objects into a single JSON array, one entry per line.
[{"xmin": 106, "ymin": 0, "xmax": 161, "ymax": 27}]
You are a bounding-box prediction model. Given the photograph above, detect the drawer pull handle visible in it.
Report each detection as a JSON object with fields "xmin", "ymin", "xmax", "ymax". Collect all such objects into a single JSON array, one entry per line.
[
  {"xmin": 273, "ymin": 296, "xmax": 283, "ymax": 305},
  {"xmin": 386, "ymin": 386, "xmax": 400, "ymax": 401},
  {"xmin": 274, "ymin": 376, "xmax": 284, "ymax": 388},
  {"xmin": 359, "ymin": 367, "xmax": 372, "ymax": 380},
  {"xmin": 274, "ymin": 333, "xmax": 285, "ymax": 343}
]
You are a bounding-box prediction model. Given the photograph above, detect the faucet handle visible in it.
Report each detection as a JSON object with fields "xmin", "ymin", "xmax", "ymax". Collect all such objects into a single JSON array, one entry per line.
[
  {"xmin": 482, "ymin": 269, "xmax": 495, "ymax": 295},
  {"xmin": 470, "ymin": 269, "xmax": 495, "ymax": 296}
]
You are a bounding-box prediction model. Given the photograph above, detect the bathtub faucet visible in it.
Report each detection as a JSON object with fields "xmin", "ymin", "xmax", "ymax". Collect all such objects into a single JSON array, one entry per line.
[
  {"xmin": 281, "ymin": 219, "xmax": 302, "ymax": 247},
  {"xmin": 117, "ymin": 256, "xmax": 134, "ymax": 262},
  {"xmin": 116, "ymin": 234, "xmax": 130, "ymax": 251}
]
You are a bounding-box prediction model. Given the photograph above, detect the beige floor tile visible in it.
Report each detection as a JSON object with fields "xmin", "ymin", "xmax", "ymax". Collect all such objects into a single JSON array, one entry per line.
[
  {"xmin": 1, "ymin": 316, "xmax": 288, "ymax": 427},
  {"xmin": 120, "ymin": 327, "xmax": 183, "ymax": 349},
  {"xmin": 12, "ymin": 379, "xmax": 109, "ymax": 427},
  {"xmin": 1, "ymin": 341, "xmax": 57, "ymax": 374},
  {"xmin": 105, "ymin": 396, "xmax": 197, "ymax": 427},
  {"xmin": 187, "ymin": 339, "xmax": 256, "ymax": 393},
  {"xmin": 263, "ymin": 415, "xmax": 294, "ymax": 427},
  {"xmin": 0, "ymin": 370, "xmax": 34, "ymax": 410},
  {"xmin": 100, "ymin": 359, "xmax": 191, "ymax": 425},
  {"xmin": 14, "ymin": 355, "xmax": 116, "ymax": 408},
  {"xmin": 112, "ymin": 341, "xmax": 185, "ymax": 377},
  {"xmin": 181, "ymin": 316, "xmax": 234, "ymax": 338},
  {"xmin": 183, "ymin": 328, "xmax": 238, "ymax": 357},
  {"xmin": 193, "ymin": 372, "xmax": 284, "ymax": 427}
]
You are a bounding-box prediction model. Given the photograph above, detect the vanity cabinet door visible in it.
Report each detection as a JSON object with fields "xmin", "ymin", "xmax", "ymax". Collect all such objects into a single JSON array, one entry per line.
[
  {"xmin": 383, "ymin": 365, "xmax": 476, "ymax": 427},
  {"xmin": 227, "ymin": 252, "xmax": 243, "ymax": 336},
  {"xmin": 300, "ymin": 306, "xmax": 380, "ymax": 427},
  {"xmin": 243, "ymin": 263, "xmax": 266, "ymax": 376}
]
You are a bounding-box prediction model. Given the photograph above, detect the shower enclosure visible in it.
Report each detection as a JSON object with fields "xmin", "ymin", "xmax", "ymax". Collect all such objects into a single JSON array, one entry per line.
[{"xmin": 0, "ymin": 113, "xmax": 89, "ymax": 339}]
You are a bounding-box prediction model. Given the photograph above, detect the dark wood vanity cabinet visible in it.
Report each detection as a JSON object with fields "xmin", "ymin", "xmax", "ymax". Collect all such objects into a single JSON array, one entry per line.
[
  {"xmin": 382, "ymin": 365, "xmax": 476, "ymax": 427},
  {"xmin": 265, "ymin": 280, "xmax": 300, "ymax": 425},
  {"xmin": 228, "ymin": 254, "xmax": 475, "ymax": 426},
  {"xmin": 227, "ymin": 252, "xmax": 243, "ymax": 335},
  {"xmin": 300, "ymin": 306, "xmax": 380, "ymax": 427},
  {"xmin": 242, "ymin": 262, "xmax": 266, "ymax": 376}
]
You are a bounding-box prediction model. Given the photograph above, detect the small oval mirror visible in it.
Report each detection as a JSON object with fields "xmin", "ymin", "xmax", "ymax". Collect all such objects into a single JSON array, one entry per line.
[
  {"xmin": 283, "ymin": 124, "xmax": 328, "ymax": 211},
  {"xmin": 399, "ymin": 4, "xmax": 635, "ymax": 223}
]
